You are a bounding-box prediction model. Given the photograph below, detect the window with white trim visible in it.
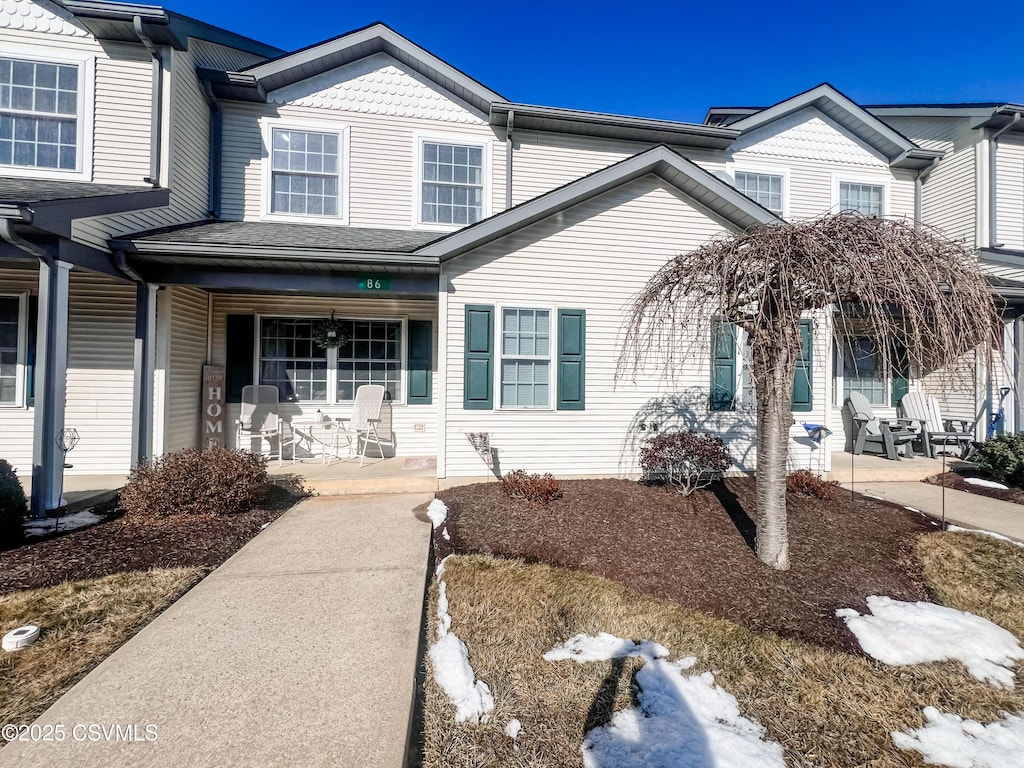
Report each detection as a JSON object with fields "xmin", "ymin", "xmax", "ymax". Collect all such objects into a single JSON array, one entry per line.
[
  {"xmin": 258, "ymin": 316, "xmax": 403, "ymax": 403},
  {"xmin": 842, "ymin": 336, "xmax": 886, "ymax": 404},
  {"xmin": 500, "ymin": 308, "xmax": 550, "ymax": 408},
  {"xmin": 734, "ymin": 172, "xmax": 783, "ymax": 215},
  {"xmin": 0, "ymin": 295, "xmax": 24, "ymax": 406},
  {"xmin": 421, "ymin": 141, "xmax": 483, "ymax": 225},
  {"xmin": 270, "ymin": 128, "xmax": 340, "ymax": 217},
  {"xmin": 839, "ymin": 182, "xmax": 883, "ymax": 216},
  {"xmin": 0, "ymin": 57, "xmax": 78, "ymax": 171}
]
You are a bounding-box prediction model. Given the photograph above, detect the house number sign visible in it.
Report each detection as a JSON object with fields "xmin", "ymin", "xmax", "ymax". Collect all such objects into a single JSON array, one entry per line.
[
  {"xmin": 202, "ymin": 365, "xmax": 226, "ymax": 449},
  {"xmin": 358, "ymin": 276, "xmax": 390, "ymax": 291}
]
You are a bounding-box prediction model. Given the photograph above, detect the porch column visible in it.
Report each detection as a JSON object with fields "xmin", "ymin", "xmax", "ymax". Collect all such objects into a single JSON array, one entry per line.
[
  {"xmin": 131, "ymin": 282, "xmax": 157, "ymax": 465},
  {"xmin": 30, "ymin": 260, "xmax": 72, "ymax": 517}
]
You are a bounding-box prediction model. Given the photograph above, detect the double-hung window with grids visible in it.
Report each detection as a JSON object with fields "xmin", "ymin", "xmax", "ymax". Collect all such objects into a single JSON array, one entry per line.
[
  {"xmin": 421, "ymin": 141, "xmax": 484, "ymax": 225},
  {"xmin": 0, "ymin": 57, "xmax": 79, "ymax": 171},
  {"xmin": 734, "ymin": 172, "xmax": 783, "ymax": 216},
  {"xmin": 270, "ymin": 128, "xmax": 340, "ymax": 217},
  {"xmin": 500, "ymin": 308, "xmax": 550, "ymax": 408}
]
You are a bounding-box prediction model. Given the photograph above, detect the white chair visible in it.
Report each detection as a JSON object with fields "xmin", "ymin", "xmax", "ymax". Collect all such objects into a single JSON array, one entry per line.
[
  {"xmin": 845, "ymin": 391, "xmax": 917, "ymax": 460},
  {"xmin": 236, "ymin": 385, "xmax": 292, "ymax": 466},
  {"xmin": 899, "ymin": 390, "xmax": 974, "ymax": 459},
  {"xmin": 331, "ymin": 384, "xmax": 393, "ymax": 467}
]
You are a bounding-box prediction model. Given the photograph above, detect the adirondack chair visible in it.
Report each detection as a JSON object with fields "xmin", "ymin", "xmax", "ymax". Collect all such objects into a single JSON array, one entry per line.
[
  {"xmin": 330, "ymin": 384, "xmax": 394, "ymax": 467},
  {"xmin": 845, "ymin": 391, "xmax": 917, "ymax": 460},
  {"xmin": 899, "ymin": 391, "xmax": 974, "ymax": 459},
  {"xmin": 236, "ymin": 385, "xmax": 293, "ymax": 466}
]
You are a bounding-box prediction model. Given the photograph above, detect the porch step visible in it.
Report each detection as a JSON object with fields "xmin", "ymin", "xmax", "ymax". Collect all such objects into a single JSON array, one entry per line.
[
  {"xmin": 268, "ymin": 455, "xmax": 439, "ymax": 497},
  {"xmin": 294, "ymin": 475, "xmax": 439, "ymax": 496},
  {"xmin": 826, "ymin": 451, "xmax": 962, "ymax": 484}
]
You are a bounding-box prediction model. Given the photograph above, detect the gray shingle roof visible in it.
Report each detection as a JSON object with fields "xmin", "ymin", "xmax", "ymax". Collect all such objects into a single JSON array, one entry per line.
[
  {"xmin": 0, "ymin": 178, "xmax": 156, "ymax": 204},
  {"xmin": 123, "ymin": 220, "xmax": 444, "ymax": 253}
]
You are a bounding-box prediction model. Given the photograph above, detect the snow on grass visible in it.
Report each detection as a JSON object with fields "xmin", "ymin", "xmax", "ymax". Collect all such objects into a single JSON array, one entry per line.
[
  {"xmin": 547, "ymin": 634, "xmax": 785, "ymax": 768},
  {"xmin": 948, "ymin": 525, "xmax": 1024, "ymax": 548},
  {"xmin": 544, "ymin": 632, "xmax": 669, "ymax": 664},
  {"xmin": 893, "ymin": 706, "xmax": 1024, "ymax": 767},
  {"xmin": 964, "ymin": 477, "xmax": 1009, "ymax": 490},
  {"xmin": 505, "ymin": 718, "xmax": 522, "ymax": 751},
  {"xmin": 427, "ymin": 498, "xmax": 448, "ymax": 528},
  {"xmin": 429, "ymin": 555, "xmax": 493, "ymax": 724},
  {"xmin": 23, "ymin": 509, "xmax": 106, "ymax": 538},
  {"xmin": 837, "ymin": 596, "xmax": 1024, "ymax": 689}
]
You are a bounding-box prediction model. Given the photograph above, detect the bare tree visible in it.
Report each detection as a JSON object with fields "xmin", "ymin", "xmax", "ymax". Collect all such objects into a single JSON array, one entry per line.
[{"xmin": 619, "ymin": 213, "xmax": 1001, "ymax": 570}]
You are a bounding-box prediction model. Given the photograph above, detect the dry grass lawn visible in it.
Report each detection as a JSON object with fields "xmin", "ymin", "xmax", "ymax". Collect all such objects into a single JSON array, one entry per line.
[
  {"xmin": 424, "ymin": 540, "xmax": 1024, "ymax": 768},
  {"xmin": 0, "ymin": 567, "xmax": 204, "ymax": 736}
]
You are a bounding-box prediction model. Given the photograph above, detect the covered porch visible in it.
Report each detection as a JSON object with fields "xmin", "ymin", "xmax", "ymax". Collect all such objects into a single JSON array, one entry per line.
[
  {"xmin": 268, "ymin": 454, "xmax": 437, "ymax": 495},
  {"xmin": 826, "ymin": 450, "xmax": 968, "ymax": 484}
]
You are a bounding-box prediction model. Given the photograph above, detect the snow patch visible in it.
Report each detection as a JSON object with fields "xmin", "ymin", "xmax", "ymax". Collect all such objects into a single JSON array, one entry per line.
[
  {"xmin": 427, "ymin": 498, "xmax": 448, "ymax": 529},
  {"xmin": 948, "ymin": 525, "xmax": 1024, "ymax": 548},
  {"xmin": 505, "ymin": 718, "xmax": 522, "ymax": 740},
  {"xmin": 964, "ymin": 477, "xmax": 1009, "ymax": 490},
  {"xmin": 546, "ymin": 634, "xmax": 784, "ymax": 768},
  {"xmin": 24, "ymin": 509, "xmax": 105, "ymax": 538},
  {"xmin": 837, "ymin": 596, "xmax": 1024, "ymax": 689},
  {"xmin": 429, "ymin": 554, "xmax": 493, "ymax": 724},
  {"xmin": 543, "ymin": 632, "xmax": 670, "ymax": 664},
  {"xmin": 893, "ymin": 706, "xmax": 1024, "ymax": 767}
]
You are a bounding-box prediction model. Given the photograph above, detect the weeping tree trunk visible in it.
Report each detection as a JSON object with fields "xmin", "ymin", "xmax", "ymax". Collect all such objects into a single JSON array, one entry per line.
[{"xmin": 749, "ymin": 323, "xmax": 801, "ymax": 570}]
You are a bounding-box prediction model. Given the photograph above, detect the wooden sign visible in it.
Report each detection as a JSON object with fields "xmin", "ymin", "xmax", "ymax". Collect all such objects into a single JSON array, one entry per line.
[{"xmin": 202, "ymin": 365, "xmax": 226, "ymax": 450}]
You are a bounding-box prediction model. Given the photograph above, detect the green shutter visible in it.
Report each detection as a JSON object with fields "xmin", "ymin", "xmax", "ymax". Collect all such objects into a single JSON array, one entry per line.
[
  {"xmin": 25, "ymin": 294, "xmax": 37, "ymax": 407},
  {"xmin": 463, "ymin": 305, "xmax": 493, "ymax": 410},
  {"xmin": 226, "ymin": 314, "xmax": 255, "ymax": 403},
  {"xmin": 557, "ymin": 309, "xmax": 585, "ymax": 410},
  {"xmin": 710, "ymin": 319, "xmax": 736, "ymax": 411},
  {"xmin": 791, "ymin": 318, "xmax": 813, "ymax": 412},
  {"xmin": 407, "ymin": 320, "xmax": 432, "ymax": 404},
  {"xmin": 891, "ymin": 342, "xmax": 909, "ymax": 407}
]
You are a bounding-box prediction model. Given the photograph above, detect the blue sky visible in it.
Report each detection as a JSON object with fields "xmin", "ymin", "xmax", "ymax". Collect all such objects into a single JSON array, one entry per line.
[{"xmin": 173, "ymin": 0, "xmax": 1024, "ymax": 123}]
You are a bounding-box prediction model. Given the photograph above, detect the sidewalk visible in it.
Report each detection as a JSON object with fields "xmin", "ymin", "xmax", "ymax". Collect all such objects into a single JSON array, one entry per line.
[
  {"xmin": 0, "ymin": 492, "xmax": 433, "ymax": 768},
  {"xmin": 844, "ymin": 481, "xmax": 1024, "ymax": 542}
]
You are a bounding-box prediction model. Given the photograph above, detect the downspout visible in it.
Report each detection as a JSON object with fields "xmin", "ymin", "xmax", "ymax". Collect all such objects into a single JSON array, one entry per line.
[
  {"xmin": 0, "ymin": 217, "xmax": 60, "ymax": 518},
  {"xmin": 988, "ymin": 111, "xmax": 1021, "ymax": 248},
  {"xmin": 505, "ymin": 110, "xmax": 514, "ymax": 210},
  {"xmin": 913, "ymin": 158, "xmax": 937, "ymax": 232},
  {"xmin": 133, "ymin": 16, "xmax": 163, "ymax": 186},
  {"xmin": 202, "ymin": 78, "xmax": 222, "ymax": 218}
]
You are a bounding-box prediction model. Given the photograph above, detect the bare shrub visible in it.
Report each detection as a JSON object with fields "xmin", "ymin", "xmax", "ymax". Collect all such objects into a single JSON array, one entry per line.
[
  {"xmin": 499, "ymin": 470, "xmax": 563, "ymax": 504},
  {"xmin": 639, "ymin": 430, "xmax": 733, "ymax": 496},
  {"xmin": 119, "ymin": 448, "xmax": 269, "ymax": 518},
  {"xmin": 786, "ymin": 469, "xmax": 840, "ymax": 501}
]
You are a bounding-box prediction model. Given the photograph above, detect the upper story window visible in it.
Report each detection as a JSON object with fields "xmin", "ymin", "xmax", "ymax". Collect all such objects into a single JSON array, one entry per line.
[
  {"xmin": 271, "ymin": 129, "xmax": 340, "ymax": 217},
  {"xmin": 420, "ymin": 141, "xmax": 484, "ymax": 226},
  {"xmin": 839, "ymin": 182, "xmax": 884, "ymax": 216},
  {"xmin": 0, "ymin": 57, "xmax": 78, "ymax": 172},
  {"xmin": 734, "ymin": 171, "xmax": 783, "ymax": 216}
]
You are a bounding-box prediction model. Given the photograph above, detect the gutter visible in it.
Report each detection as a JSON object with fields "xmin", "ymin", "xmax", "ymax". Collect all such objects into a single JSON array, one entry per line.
[
  {"xmin": 989, "ymin": 110, "xmax": 1022, "ymax": 248},
  {"xmin": 913, "ymin": 157, "xmax": 939, "ymax": 232},
  {"xmin": 133, "ymin": 15, "xmax": 164, "ymax": 186},
  {"xmin": 202, "ymin": 79, "xmax": 222, "ymax": 218},
  {"xmin": 505, "ymin": 109, "xmax": 514, "ymax": 210}
]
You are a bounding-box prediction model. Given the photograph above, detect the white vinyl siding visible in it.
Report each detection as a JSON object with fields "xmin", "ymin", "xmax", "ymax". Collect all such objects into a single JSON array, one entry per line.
[
  {"xmin": 444, "ymin": 175, "xmax": 833, "ymax": 478},
  {"xmin": 161, "ymin": 286, "xmax": 210, "ymax": 454},
  {"xmin": 210, "ymin": 295, "xmax": 438, "ymax": 457},
  {"xmin": 995, "ymin": 136, "xmax": 1024, "ymax": 251},
  {"xmin": 500, "ymin": 307, "xmax": 550, "ymax": 408}
]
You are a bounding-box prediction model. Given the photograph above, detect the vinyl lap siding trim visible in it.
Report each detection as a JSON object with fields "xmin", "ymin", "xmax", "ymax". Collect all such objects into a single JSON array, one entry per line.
[{"xmin": 162, "ymin": 286, "xmax": 209, "ymax": 453}]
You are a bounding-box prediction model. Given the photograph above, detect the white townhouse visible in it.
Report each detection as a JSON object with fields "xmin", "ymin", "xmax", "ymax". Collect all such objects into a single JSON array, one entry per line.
[{"xmin": 0, "ymin": 0, "xmax": 1011, "ymax": 513}]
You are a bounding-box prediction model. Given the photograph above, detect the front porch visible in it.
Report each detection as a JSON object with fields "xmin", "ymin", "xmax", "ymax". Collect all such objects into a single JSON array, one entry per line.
[
  {"xmin": 268, "ymin": 455, "xmax": 438, "ymax": 495},
  {"xmin": 826, "ymin": 450, "xmax": 969, "ymax": 484}
]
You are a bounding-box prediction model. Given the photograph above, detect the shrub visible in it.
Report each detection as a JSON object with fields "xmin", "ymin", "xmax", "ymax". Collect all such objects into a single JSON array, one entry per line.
[
  {"xmin": 0, "ymin": 460, "xmax": 26, "ymax": 550},
  {"xmin": 974, "ymin": 434, "xmax": 1024, "ymax": 485},
  {"xmin": 499, "ymin": 469, "xmax": 563, "ymax": 504},
  {"xmin": 786, "ymin": 469, "xmax": 841, "ymax": 500},
  {"xmin": 119, "ymin": 448, "xmax": 269, "ymax": 518},
  {"xmin": 639, "ymin": 430, "xmax": 733, "ymax": 496}
]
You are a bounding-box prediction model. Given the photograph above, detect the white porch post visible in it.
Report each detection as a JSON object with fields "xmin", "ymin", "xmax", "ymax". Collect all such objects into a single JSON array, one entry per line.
[
  {"xmin": 131, "ymin": 282, "xmax": 158, "ymax": 465},
  {"xmin": 436, "ymin": 270, "xmax": 448, "ymax": 479},
  {"xmin": 30, "ymin": 259, "xmax": 72, "ymax": 517}
]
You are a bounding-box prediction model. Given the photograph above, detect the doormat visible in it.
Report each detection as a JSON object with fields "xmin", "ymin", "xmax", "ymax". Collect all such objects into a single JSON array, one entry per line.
[{"xmin": 402, "ymin": 457, "xmax": 437, "ymax": 471}]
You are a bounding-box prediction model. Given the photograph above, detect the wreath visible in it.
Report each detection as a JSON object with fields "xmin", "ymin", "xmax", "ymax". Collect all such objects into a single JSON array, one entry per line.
[{"xmin": 312, "ymin": 314, "xmax": 349, "ymax": 349}]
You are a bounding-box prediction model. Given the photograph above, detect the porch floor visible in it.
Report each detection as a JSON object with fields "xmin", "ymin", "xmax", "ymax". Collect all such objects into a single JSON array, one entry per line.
[
  {"xmin": 23, "ymin": 474, "xmax": 125, "ymax": 512},
  {"xmin": 826, "ymin": 450, "xmax": 970, "ymax": 484},
  {"xmin": 268, "ymin": 455, "xmax": 438, "ymax": 496}
]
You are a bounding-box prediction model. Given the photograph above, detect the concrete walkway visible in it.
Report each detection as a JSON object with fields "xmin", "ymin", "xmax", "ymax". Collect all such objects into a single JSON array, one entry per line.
[
  {"xmin": 844, "ymin": 481, "xmax": 1024, "ymax": 542},
  {"xmin": 0, "ymin": 492, "xmax": 434, "ymax": 768}
]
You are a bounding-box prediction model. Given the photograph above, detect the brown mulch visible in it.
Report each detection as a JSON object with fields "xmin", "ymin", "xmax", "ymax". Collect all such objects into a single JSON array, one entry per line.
[
  {"xmin": 0, "ymin": 485, "xmax": 303, "ymax": 596},
  {"xmin": 925, "ymin": 469, "xmax": 1024, "ymax": 505},
  {"xmin": 437, "ymin": 478, "xmax": 940, "ymax": 653}
]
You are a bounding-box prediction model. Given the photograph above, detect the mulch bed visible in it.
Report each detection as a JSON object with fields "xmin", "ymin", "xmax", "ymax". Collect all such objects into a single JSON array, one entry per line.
[
  {"xmin": 0, "ymin": 486, "xmax": 302, "ymax": 596},
  {"xmin": 437, "ymin": 478, "xmax": 940, "ymax": 653},
  {"xmin": 925, "ymin": 469, "xmax": 1024, "ymax": 505}
]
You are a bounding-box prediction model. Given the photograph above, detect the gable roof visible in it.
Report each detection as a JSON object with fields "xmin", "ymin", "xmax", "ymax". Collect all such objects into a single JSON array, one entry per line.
[
  {"xmin": 203, "ymin": 22, "xmax": 502, "ymax": 114},
  {"xmin": 708, "ymin": 84, "xmax": 941, "ymax": 170},
  {"xmin": 417, "ymin": 145, "xmax": 779, "ymax": 261}
]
